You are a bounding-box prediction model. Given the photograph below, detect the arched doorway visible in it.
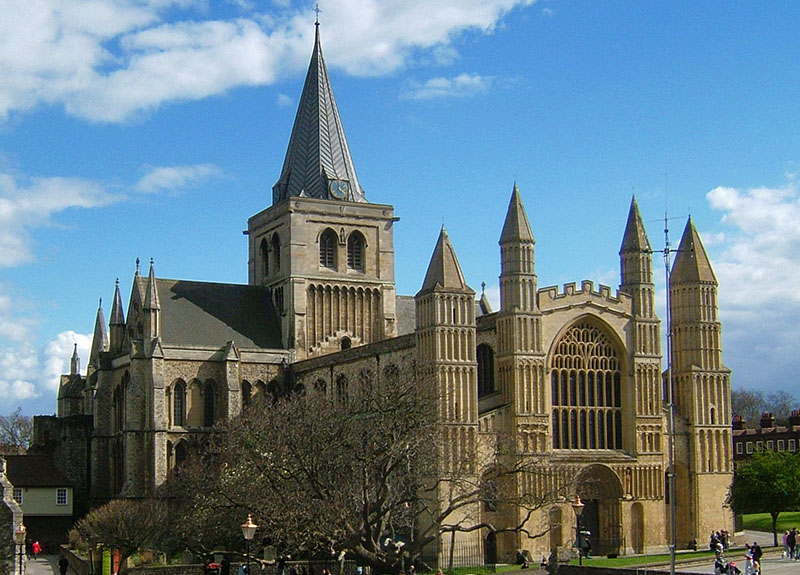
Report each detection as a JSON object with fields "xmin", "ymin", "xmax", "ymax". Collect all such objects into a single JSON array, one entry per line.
[
  {"xmin": 574, "ymin": 464, "xmax": 623, "ymax": 556},
  {"xmin": 484, "ymin": 531, "xmax": 497, "ymax": 565}
]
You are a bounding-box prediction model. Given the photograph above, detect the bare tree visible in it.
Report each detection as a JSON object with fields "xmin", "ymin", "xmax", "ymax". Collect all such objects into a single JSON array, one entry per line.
[
  {"xmin": 168, "ymin": 364, "xmax": 564, "ymax": 571},
  {"xmin": 731, "ymin": 389, "xmax": 765, "ymax": 424},
  {"xmin": 765, "ymin": 390, "xmax": 797, "ymax": 423},
  {"xmin": 74, "ymin": 499, "xmax": 170, "ymax": 573},
  {"xmin": 0, "ymin": 408, "xmax": 32, "ymax": 453}
]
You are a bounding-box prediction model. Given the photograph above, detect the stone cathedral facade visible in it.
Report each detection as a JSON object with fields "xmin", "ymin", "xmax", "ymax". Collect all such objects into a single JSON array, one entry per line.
[{"xmin": 47, "ymin": 22, "xmax": 733, "ymax": 562}]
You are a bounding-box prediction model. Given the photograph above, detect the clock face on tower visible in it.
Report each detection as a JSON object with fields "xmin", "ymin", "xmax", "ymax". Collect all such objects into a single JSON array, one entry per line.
[{"xmin": 328, "ymin": 179, "xmax": 350, "ymax": 200}]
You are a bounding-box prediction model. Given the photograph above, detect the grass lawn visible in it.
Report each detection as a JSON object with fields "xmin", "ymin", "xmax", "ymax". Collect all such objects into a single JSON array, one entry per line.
[{"xmin": 743, "ymin": 512, "xmax": 800, "ymax": 534}]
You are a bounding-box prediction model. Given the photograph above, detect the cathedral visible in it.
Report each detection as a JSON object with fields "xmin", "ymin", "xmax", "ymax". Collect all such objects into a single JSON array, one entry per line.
[{"xmin": 47, "ymin": 21, "xmax": 733, "ymax": 562}]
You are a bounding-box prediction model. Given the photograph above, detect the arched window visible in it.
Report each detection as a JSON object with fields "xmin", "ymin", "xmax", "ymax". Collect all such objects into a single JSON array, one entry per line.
[
  {"xmin": 347, "ymin": 232, "xmax": 364, "ymax": 271},
  {"xmin": 175, "ymin": 441, "xmax": 187, "ymax": 467},
  {"xmin": 320, "ymin": 229, "xmax": 337, "ymax": 269},
  {"xmin": 335, "ymin": 374, "xmax": 349, "ymax": 404},
  {"xmin": 313, "ymin": 378, "xmax": 327, "ymax": 394},
  {"xmin": 242, "ymin": 380, "xmax": 251, "ymax": 409},
  {"xmin": 260, "ymin": 238, "xmax": 269, "ymax": 278},
  {"xmin": 271, "ymin": 233, "xmax": 281, "ymax": 273},
  {"xmin": 341, "ymin": 336, "xmax": 351, "ymax": 350},
  {"xmin": 267, "ymin": 379, "xmax": 280, "ymax": 403},
  {"xmin": 551, "ymin": 321, "xmax": 623, "ymax": 450},
  {"xmin": 477, "ymin": 344, "xmax": 495, "ymax": 397},
  {"xmin": 173, "ymin": 380, "xmax": 186, "ymax": 427},
  {"xmin": 203, "ymin": 383, "xmax": 215, "ymax": 428}
]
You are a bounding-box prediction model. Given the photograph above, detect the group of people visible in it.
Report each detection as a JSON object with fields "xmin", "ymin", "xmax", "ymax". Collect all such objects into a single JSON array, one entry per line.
[
  {"xmin": 710, "ymin": 531, "xmax": 731, "ymax": 554},
  {"xmin": 782, "ymin": 527, "xmax": 800, "ymax": 560}
]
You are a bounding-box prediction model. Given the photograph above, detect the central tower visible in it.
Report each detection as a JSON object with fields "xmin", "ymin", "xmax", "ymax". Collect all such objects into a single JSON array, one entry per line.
[{"xmin": 247, "ymin": 22, "xmax": 398, "ymax": 358}]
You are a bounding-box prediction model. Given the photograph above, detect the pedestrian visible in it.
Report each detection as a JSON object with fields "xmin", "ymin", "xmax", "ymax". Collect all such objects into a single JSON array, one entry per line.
[
  {"xmin": 239, "ymin": 564, "xmax": 248, "ymax": 575},
  {"xmin": 221, "ymin": 556, "xmax": 231, "ymax": 575},
  {"xmin": 32, "ymin": 541, "xmax": 41, "ymax": 560},
  {"xmin": 583, "ymin": 536, "xmax": 592, "ymax": 559},
  {"xmin": 59, "ymin": 555, "xmax": 70, "ymax": 575},
  {"xmin": 752, "ymin": 542, "xmax": 762, "ymax": 574}
]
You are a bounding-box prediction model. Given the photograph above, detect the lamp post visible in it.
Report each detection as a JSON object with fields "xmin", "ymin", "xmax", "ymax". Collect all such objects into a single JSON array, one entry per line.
[
  {"xmin": 14, "ymin": 524, "xmax": 26, "ymax": 575},
  {"xmin": 241, "ymin": 514, "xmax": 258, "ymax": 575},
  {"xmin": 571, "ymin": 496, "xmax": 585, "ymax": 566}
]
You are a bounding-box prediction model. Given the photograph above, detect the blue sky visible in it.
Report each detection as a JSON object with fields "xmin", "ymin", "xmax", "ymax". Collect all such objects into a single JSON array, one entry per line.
[{"xmin": 1, "ymin": 0, "xmax": 799, "ymax": 416}]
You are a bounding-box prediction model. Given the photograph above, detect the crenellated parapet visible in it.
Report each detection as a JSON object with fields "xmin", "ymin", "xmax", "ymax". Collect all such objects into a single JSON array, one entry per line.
[{"xmin": 538, "ymin": 280, "xmax": 632, "ymax": 314}]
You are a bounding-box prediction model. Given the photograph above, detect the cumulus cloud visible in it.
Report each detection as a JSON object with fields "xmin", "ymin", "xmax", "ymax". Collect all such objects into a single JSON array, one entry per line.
[
  {"xmin": 136, "ymin": 163, "xmax": 222, "ymax": 194},
  {"xmin": 403, "ymin": 73, "xmax": 493, "ymax": 100},
  {"xmin": 0, "ymin": 0, "xmax": 536, "ymax": 123},
  {"xmin": 704, "ymin": 180, "xmax": 800, "ymax": 390},
  {"xmin": 0, "ymin": 172, "xmax": 120, "ymax": 267}
]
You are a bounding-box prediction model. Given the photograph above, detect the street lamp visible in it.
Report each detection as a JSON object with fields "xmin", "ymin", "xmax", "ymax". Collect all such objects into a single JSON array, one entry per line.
[
  {"xmin": 241, "ymin": 514, "xmax": 258, "ymax": 575},
  {"xmin": 571, "ymin": 496, "xmax": 585, "ymax": 566},
  {"xmin": 14, "ymin": 524, "xmax": 26, "ymax": 575}
]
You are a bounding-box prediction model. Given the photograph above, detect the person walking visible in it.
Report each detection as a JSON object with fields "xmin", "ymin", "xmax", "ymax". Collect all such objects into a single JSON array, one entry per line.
[
  {"xmin": 788, "ymin": 529, "xmax": 796, "ymax": 560},
  {"xmin": 32, "ymin": 541, "xmax": 41, "ymax": 561},
  {"xmin": 752, "ymin": 541, "xmax": 763, "ymax": 575}
]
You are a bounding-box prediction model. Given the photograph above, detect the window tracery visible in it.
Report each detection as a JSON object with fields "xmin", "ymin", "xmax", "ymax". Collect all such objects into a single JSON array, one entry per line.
[{"xmin": 551, "ymin": 321, "xmax": 623, "ymax": 450}]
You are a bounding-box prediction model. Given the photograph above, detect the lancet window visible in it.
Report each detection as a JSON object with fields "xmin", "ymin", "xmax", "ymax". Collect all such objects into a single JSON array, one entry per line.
[
  {"xmin": 320, "ymin": 229, "xmax": 336, "ymax": 269},
  {"xmin": 347, "ymin": 232, "xmax": 364, "ymax": 271}
]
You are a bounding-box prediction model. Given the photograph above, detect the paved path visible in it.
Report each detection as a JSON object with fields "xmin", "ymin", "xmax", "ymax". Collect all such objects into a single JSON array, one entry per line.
[{"xmin": 23, "ymin": 555, "xmax": 59, "ymax": 575}]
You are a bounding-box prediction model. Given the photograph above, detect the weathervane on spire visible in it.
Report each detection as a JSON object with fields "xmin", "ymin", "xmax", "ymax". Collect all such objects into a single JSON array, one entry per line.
[{"xmin": 314, "ymin": 3, "xmax": 321, "ymax": 25}]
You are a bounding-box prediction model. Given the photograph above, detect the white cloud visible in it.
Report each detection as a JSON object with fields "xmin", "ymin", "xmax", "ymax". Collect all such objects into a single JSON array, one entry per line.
[
  {"xmin": 403, "ymin": 73, "xmax": 493, "ymax": 100},
  {"xmin": 0, "ymin": 0, "xmax": 536, "ymax": 123},
  {"xmin": 43, "ymin": 331, "xmax": 93, "ymax": 393},
  {"xmin": 277, "ymin": 93, "xmax": 293, "ymax": 107},
  {"xmin": 0, "ymin": 172, "xmax": 120, "ymax": 267},
  {"xmin": 136, "ymin": 163, "xmax": 222, "ymax": 194},
  {"xmin": 704, "ymin": 180, "xmax": 800, "ymax": 391}
]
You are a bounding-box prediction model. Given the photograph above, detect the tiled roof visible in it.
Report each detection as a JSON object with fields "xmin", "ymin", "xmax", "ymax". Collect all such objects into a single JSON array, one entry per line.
[
  {"xmin": 272, "ymin": 24, "xmax": 365, "ymax": 204},
  {"xmin": 4, "ymin": 455, "xmax": 70, "ymax": 487},
  {"xmin": 156, "ymin": 279, "xmax": 282, "ymax": 349},
  {"xmin": 671, "ymin": 217, "xmax": 717, "ymax": 284},
  {"xmin": 419, "ymin": 226, "xmax": 473, "ymax": 294},
  {"xmin": 620, "ymin": 196, "xmax": 651, "ymax": 253}
]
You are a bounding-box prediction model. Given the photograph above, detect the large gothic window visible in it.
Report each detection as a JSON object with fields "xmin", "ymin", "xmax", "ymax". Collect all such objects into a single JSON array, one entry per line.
[
  {"xmin": 551, "ymin": 321, "xmax": 623, "ymax": 450},
  {"xmin": 477, "ymin": 344, "xmax": 495, "ymax": 397},
  {"xmin": 320, "ymin": 229, "xmax": 337, "ymax": 269},
  {"xmin": 347, "ymin": 232, "xmax": 364, "ymax": 271}
]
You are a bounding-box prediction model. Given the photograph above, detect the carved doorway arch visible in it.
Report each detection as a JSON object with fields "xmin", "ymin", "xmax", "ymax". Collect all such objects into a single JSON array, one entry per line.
[{"xmin": 574, "ymin": 464, "xmax": 623, "ymax": 556}]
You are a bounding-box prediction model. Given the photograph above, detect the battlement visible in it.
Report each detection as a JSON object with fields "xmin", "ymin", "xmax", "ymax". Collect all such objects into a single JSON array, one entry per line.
[{"xmin": 538, "ymin": 280, "xmax": 631, "ymax": 312}]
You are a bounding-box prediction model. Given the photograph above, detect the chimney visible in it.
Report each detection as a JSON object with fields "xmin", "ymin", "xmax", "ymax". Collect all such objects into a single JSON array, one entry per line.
[
  {"xmin": 760, "ymin": 412, "xmax": 776, "ymax": 429},
  {"xmin": 732, "ymin": 414, "xmax": 746, "ymax": 430},
  {"xmin": 789, "ymin": 409, "xmax": 800, "ymax": 427}
]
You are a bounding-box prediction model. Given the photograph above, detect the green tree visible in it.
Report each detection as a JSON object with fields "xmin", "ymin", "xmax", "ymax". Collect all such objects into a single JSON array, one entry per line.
[
  {"xmin": 74, "ymin": 499, "xmax": 170, "ymax": 573},
  {"xmin": 728, "ymin": 451, "xmax": 800, "ymax": 546}
]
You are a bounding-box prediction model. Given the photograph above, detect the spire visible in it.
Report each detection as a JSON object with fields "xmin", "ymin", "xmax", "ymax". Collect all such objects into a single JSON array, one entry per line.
[
  {"xmin": 671, "ymin": 217, "xmax": 717, "ymax": 284},
  {"xmin": 144, "ymin": 258, "xmax": 162, "ymax": 339},
  {"xmin": 620, "ymin": 196, "xmax": 651, "ymax": 253},
  {"xmin": 500, "ymin": 182, "xmax": 534, "ymax": 244},
  {"xmin": 272, "ymin": 23, "xmax": 366, "ymax": 204},
  {"xmin": 109, "ymin": 278, "xmax": 126, "ymax": 352},
  {"xmin": 89, "ymin": 299, "xmax": 108, "ymax": 368},
  {"xmin": 144, "ymin": 258, "xmax": 161, "ymax": 310},
  {"xmin": 70, "ymin": 343, "xmax": 80, "ymax": 376},
  {"xmin": 419, "ymin": 226, "xmax": 472, "ymax": 293}
]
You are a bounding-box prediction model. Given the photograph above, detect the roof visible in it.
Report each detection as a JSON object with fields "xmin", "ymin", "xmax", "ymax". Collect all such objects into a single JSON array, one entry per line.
[
  {"xmin": 156, "ymin": 278, "xmax": 283, "ymax": 349},
  {"xmin": 620, "ymin": 196, "xmax": 651, "ymax": 253},
  {"xmin": 272, "ymin": 23, "xmax": 366, "ymax": 204},
  {"xmin": 418, "ymin": 226, "xmax": 473, "ymax": 294},
  {"xmin": 500, "ymin": 183, "xmax": 534, "ymax": 244},
  {"xmin": 670, "ymin": 217, "xmax": 717, "ymax": 284},
  {"xmin": 4, "ymin": 455, "xmax": 70, "ymax": 487}
]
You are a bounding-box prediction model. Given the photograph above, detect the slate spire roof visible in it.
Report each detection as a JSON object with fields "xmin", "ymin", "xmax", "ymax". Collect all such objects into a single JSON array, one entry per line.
[
  {"xmin": 272, "ymin": 22, "xmax": 366, "ymax": 204},
  {"xmin": 620, "ymin": 196, "xmax": 651, "ymax": 253},
  {"xmin": 671, "ymin": 217, "xmax": 717, "ymax": 284},
  {"xmin": 419, "ymin": 226, "xmax": 473, "ymax": 294},
  {"xmin": 89, "ymin": 299, "xmax": 108, "ymax": 368},
  {"xmin": 500, "ymin": 182, "xmax": 534, "ymax": 244}
]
